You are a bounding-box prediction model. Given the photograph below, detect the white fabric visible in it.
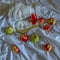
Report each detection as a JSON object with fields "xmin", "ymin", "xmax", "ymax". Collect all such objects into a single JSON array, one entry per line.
[{"xmin": 0, "ymin": 0, "xmax": 60, "ymax": 60}]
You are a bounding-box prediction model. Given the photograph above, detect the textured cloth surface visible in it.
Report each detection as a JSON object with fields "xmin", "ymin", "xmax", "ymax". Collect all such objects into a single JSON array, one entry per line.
[{"xmin": 0, "ymin": 0, "xmax": 60, "ymax": 60}]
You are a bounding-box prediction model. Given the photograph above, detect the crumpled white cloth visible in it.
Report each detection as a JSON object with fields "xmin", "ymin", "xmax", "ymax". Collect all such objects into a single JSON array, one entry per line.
[{"xmin": 0, "ymin": 0, "xmax": 60, "ymax": 60}]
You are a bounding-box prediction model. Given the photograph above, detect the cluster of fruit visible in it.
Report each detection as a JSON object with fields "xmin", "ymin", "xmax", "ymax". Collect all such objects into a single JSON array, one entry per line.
[
  {"xmin": 3, "ymin": 27, "xmax": 53, "ymax": 53},
  {"xmin": 30, "ymin": 13, "xmax": 56, "ymax": 32},
  {"xmin": 3, "ymin": 13, "xmax": 55, "ymax": 53},
  {"xmin": 4, "ymin": 13, "xmax": 56, "ymax": 35},
  {"xmin": 11, "ymin": 33, "xmax": 52, "ymax": 53}
]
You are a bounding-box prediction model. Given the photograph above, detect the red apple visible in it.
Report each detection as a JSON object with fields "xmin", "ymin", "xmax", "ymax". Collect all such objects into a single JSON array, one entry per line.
[
  {"xmin": 20, "ymin": 34, "xmax": 29, "ymax": 42},
  {"xmin": 31, "ymin": 20, "xmax": 37, "ymax": 25},
  {"xmin": 43, "ymin": 24, "xmax": 51, "ymax": 32},
  {"xmin": 47, "ymin": 18, "xmax": 56, "ymax": 25},
  {"xmin": 12, "ymin": 45, "xmax": 20, "ymax": 53},
  {"xmin": 44, "ymin": 44, "xmax": 52, "ymax": 52},
  {"xmin": 30, "ymin": 13, "xmax": 37, "ymax": 25},
  {"xmin": 38, "ymin": 17, "xmax": 45, "ymax": 24},
  {"xmin": 31, "ymin": 13, "xmax": 37, "ymax": 21}
]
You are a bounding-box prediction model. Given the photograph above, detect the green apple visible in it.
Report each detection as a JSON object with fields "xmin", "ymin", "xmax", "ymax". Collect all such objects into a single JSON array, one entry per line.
[
  {"xmin": 30, "ymin": 34, "xmax": 40, "ymax": 43},
  {"xmin": 5, "ymin": 26, "xmax": 14, "ymax": 35}
]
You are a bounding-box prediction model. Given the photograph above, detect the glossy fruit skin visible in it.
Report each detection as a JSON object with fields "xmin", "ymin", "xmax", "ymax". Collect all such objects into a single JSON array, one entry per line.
[
  {"xmin": 30, "ymin": 34, "xmax": 40, "ymax": 43},
  {"xmin": 12, "ymin": 45, "xmax": 20, "ymax": 53},
  {"xmin": 43, "ymin": 24, "xmax": 51, "ymax": 32},
  {"xmin": 30, "ymin": 13, "xmax": 37, "ymax": 25},
  {"xmin": 47, "ymin": 18, "xmax": 56, "ymax": 25},
  {"xmin": 44, "ymin": 44, "xmax": 52, "ymax": 52},
  {"xmin": 4, "ymin": 26, "xmax": 14, "ymax": 35},
  {"xmin": 20, "ymin": 34, "xmax": 29, "ymax": 42},
  {"xmin": 38, "ymin": 18, "xmax": 45, "ymax": 24}
]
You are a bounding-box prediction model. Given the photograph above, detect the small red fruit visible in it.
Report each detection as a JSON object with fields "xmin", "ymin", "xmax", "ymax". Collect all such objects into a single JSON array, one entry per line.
[
  {"xmin": 43, "ymin": 24, "xmax": 51, "ymax": 32},
  {"xmin": 44, "ymin": 44, "xmax": 52, "ymax": 52},
  {"xmin": 20, "ymin": 34, "xmax": 29, "ymax": 42},
  {"xmin": 31, "ymin": 20, "xmax": 37, "ymax": 25},
  {"xmin": 30, "ymin": 13, "xmax": 37, "ymax": 25},
  {"xmin": 47, "ymin": 18, "xmax": 56, "ymax": 25},
  {"xmin": 38, "ymin": 17, "xmax": 45, "ymax": 24},
  {"xmin": 12, "ymin": 45, "xmax": 20, "ymax": 53}
]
